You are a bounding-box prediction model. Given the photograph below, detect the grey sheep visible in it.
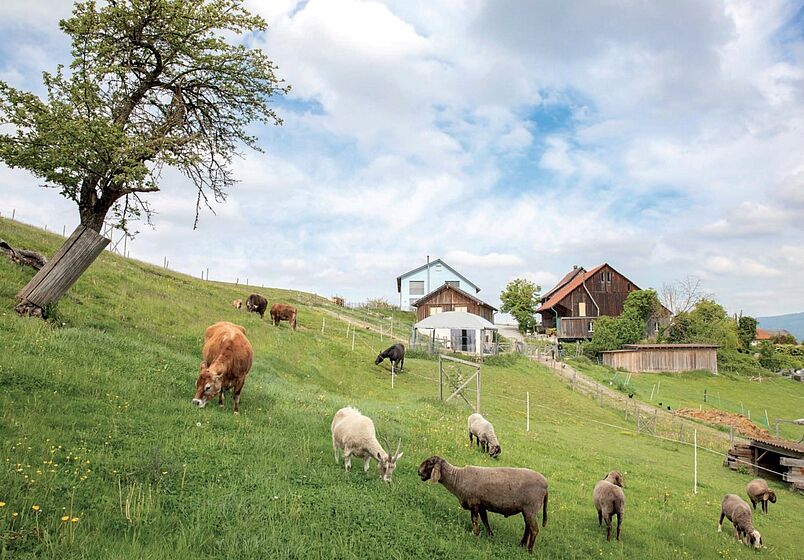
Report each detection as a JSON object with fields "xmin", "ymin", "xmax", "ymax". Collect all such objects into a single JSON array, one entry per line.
[
  {"xmin": 718, "ymin": 494, "xmax": 763, "ymax": 549},
  {"xmin": 593, "ymin": 470, "xmax": 625, "ymax": 541},
  {"xmin": 418, "ymin": 455, "xmax": 548, "ymax": 553},
  {"xmin": 746, "ymin": 478, "xmax": 776, "ymax": 514},
  {"xmin": 467, "ymin": 412, "xmax": 501, "ymax": 458}
]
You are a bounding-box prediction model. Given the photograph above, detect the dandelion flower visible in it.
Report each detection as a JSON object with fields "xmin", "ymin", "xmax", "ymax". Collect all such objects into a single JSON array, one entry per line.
[
  {"xmin": 71, "ymin": 517, "xmax": 80, "ymax": 523},
  {"xmin": 12, "ymin": 512, "xmax": 18, "ymax": 517},
  {"xmin": 32, "ymin": 505, "xmax": 40, "ymax": 511},
  {"xmin": 0, "ymin": 502, "xmax": 5, "ymax": 507},
  {"xmin": 61, "ymin": 515, "xmax": 69, "ymax": 522}
]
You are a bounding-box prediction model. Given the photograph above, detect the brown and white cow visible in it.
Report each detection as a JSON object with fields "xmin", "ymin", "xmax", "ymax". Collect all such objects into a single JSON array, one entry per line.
[
  {"xmin": 232, "ymin": 299, "xmax": 242, "ymax": 309},
  {"xmin": 192, "ymin": 321, "xmax": 253, "ymax": 415},
  {"xmin": 246, "ymin": 294, "xmax": 268, "ymax": 318},
  {"xmin": 270, "ymin": 303, "xmax": 297, "ymax": 331}
]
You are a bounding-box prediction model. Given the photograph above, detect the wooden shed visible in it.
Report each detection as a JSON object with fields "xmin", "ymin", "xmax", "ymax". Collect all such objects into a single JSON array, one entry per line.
[
  {"xmin": 601, "ymin": 344, "xmax": 719, "ymax": 374},
  {"xmin": 412, "ymin": 283, "xmax": 496, "ymax": 323},
  {"xmin": 726, "ymin": 438, "xmax": 804, "ymax": 491}
]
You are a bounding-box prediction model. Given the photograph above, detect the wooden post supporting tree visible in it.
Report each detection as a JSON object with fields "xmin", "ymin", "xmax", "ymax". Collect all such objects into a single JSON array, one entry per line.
[{"xmin": 15, "ymin": 226, "xmax": 109, "ymax": 318}]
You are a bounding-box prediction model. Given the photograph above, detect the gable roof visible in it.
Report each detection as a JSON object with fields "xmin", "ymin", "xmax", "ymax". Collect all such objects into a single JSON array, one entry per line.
[
  {"xmin": 413, "ymin": 282, "xmax": 497, "ymax": 311},
  {"xmin": 414, "ymin": 311, "xmax": 497, "ymax": 330},
  {"xmin": 536, "ymin": 263, "xmax": 610, "ymax": 314},
  {"xmin": 541, "ymin": 266, "xmax": 585, "ymax": 300},
  {"xmin": 396, "ymin": 258, "xmax": 480, "ymax": 293},
  {"xmin": 754, "ymin": 328, "xmax": 774, "ymax": 341}
]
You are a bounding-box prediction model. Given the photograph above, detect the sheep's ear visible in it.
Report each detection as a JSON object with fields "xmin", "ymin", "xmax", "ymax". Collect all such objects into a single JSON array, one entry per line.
[
  {"xmin": 763, "ymin": 492, "xmax": 769, "ymax": 501},
  {"xmin": 431, "ymin": 463, "xmax": 441, "ymax": 484}
]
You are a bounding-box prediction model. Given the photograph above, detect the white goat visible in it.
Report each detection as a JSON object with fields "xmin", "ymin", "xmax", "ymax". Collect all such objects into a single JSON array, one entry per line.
[{"xmin": 331, "ymin": 407, "xmax": 402, "ymax": 482}]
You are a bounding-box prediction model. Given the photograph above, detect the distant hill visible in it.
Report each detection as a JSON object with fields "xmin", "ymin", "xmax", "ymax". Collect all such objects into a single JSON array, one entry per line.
[{"xmin": 757, "ymin": 312, "xmax": 804, "ymax": 342}]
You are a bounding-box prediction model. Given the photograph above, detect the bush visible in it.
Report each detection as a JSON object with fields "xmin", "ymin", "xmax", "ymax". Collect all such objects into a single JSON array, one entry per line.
[{"xmin": 484, "ymin": 352, "xmax": 527, "ymax": 367}]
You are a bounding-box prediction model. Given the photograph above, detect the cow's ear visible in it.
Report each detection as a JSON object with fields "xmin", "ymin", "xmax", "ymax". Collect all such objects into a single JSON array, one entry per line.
[{"xmin": 199, "ymin": 361, "xmax": 207, "ymax": 370}]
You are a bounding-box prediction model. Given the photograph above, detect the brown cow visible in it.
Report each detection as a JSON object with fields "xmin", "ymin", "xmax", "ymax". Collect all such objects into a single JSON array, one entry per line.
[
  {"xmin": 232, "ymin": 299, "xmax": 242, "ymax": 309},
  {"xmin": 270, "ymin": 303, "xmax": 297, "ymax": 330},
  {"xmin": 246, "ymin": 294, "xmax": 268, "ymax": 318},
  {"xmin": 192, "ymin": 321, "xmax": 253, "ymax": 415}
]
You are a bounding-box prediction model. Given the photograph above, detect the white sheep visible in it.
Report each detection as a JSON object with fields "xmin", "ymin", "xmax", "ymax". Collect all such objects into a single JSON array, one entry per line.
[
  {"xmin": 468, "ymin": 413, "xmax": 501, "ymax": 458},
  {"xmin": 331, "ymin": 406, "xmax": 402, "ymax": 482}
]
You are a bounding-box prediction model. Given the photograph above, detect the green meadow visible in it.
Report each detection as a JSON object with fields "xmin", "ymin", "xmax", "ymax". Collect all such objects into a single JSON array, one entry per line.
[{"xmin": 1, "ymin": 217, "xmax": 803, "ymax": 559}]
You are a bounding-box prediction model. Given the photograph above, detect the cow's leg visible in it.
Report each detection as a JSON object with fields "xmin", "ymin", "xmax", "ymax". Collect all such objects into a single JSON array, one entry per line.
[
  {"xmin": 479, "ymin": 507, "xmax": 493, "ymax": 537},
  {"xmin": 399, "ymin": 356, "xmax": 404, "ymax": 372},
  {"xmin": 232, "ymin": 389, "xmax": 242, "ymax": 415},
  {"xmin": 219, "ymin": 389, "xmax": 225, "ymax": 408}
]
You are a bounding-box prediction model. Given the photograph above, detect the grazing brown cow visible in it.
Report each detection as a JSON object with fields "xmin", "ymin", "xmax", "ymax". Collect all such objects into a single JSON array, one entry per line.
[
  {"xmin": 270, "ymin": 303, "xmax": 297, "ymax": 330},
  {"xmin": 232, "ymin": 299, "xmax": 242, "ymax": 309},
  {"xmin": 246, "ymin": 294, "xmax": 268, "ymax": 318},
  {"xmin": 192, "ymin": 321, "xmax": 253, "ymax": 415}
]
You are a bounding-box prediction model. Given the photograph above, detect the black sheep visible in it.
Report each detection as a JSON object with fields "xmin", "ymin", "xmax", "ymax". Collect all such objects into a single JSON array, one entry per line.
[{"xmin": 375, "ymin": 343, "xmax": 405, "ymax": 374}]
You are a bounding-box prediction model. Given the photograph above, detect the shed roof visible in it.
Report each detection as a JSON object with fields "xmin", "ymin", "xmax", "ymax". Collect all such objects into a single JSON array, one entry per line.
[
  {"xmin": 623, "ymin": 344, "xmax": 720, "ymax": 349},
  {"xmin": 413, "ymin": 283, "xmax": 497, "ymax": 311},
  {"xmin": 396, "ymin": 258, "xmax": 479, "ymax": 293},
  {"xmin": 414, "ymin": 311, "xmax": 497, "ymax": 330},
  {"xmin": 750, "ymin": 437, "xmax": 804, "ymax": 455}
]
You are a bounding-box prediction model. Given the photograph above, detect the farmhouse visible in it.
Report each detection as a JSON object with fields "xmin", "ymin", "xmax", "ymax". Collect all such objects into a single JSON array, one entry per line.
[
  {"xmin": 396, "ymin": 258, "xmax": 480, "ymax": 311},
  {"xmin": 536, "ymin": 263, "xmax": 669, "ymax": 340},
  {"xmin": 601, "ymin": 344, "xmax": 719, "ymax": 374},
  {"xmin": 412, "ymin": 282, "xmax": 496, "ymax": 323}
]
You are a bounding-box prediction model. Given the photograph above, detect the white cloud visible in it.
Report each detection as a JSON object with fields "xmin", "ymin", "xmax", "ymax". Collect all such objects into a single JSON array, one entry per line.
[
  {"xmin": 704, "ymin": 256, "xmax": 782, "ymax": 278},
  {"xmin": 445, "ymin": 250, "xmax": 525, "ymax": 269}
]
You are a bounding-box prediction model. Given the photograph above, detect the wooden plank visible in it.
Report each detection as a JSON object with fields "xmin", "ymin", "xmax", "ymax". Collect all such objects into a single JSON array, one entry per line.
[
  {"xmin": 780, "ymin": 457, "xmax": 804, "ymax": 467},
  {"xmin": 439, "ymin": 354, "xmax": 479, "ymax": 368},
  {"xmin": 17, "ymin": 226, "xmax": 85, "ymax": 300}
]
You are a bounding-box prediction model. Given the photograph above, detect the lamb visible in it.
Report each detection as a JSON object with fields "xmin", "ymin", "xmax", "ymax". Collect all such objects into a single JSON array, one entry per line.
[
  {"xmin": 746, "ymin": 478, "xmax": 776, "ymax": 514},
  {"xmin": 418, "ymin": 455, "xmax": 548, "ymax": 553},
  {"xmin": 719, "ymin": 494, "xmax": 763, "ymax": 549},
  {"xmin": 330, "ymin": 407, "xmax": 402, "ymax": 483},
  {"xmin": 593, "ymin": 471, "xmax": 625, "ymax": 541},
  {"xmin": 467, "ymin": 413, "xmax": 501, "ymax": 458}
]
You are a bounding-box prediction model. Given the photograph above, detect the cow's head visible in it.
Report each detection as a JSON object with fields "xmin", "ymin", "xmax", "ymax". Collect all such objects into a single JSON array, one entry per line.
[
  {"xmin": 374, "ymin": 354, "xmax": 384, "ymax": 365},
  {"xmin": 192, "ymin": 361, "xmax": 223, "ymax": 408},
  {"xmin": 377, "ymin": 439, "xmax": 403, "ymax": 483}
]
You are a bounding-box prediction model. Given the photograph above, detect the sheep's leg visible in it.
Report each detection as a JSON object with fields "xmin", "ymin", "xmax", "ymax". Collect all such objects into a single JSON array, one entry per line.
[
  {"xmin": 332, "ymin": 439, "xmax": 340, "ymax": 464},
  {"xmin": 604, "ymin": 513, "xmax": 612, "ymax": 541},
  {"xmin": 597, "ymin": 509, "xmax": 603, "ymax": 526},
  {"xmin": 717, "ymin": 512, "xmax": 725, "ymax": 532},
  {"xmin": 519, "ymin": 519, "xmax": 530, "ymax": 547},
  {"xmin": 470, "ymin": 508, "xmax": 480, "ymax": 536},
  {"xmin": 468, "ymin": 431, "xmax": 474, "ymax": 445},
  {"xmin": 479, "ymin": 508, "xmax": 494, "ymax": 537},
  {"xmin": 363, "ymin": 455, "xmax": 371, "ymax": 473},
  {"xmin": 525, "ymin": 509, "xmax": 540, "ymax": 553},
  {"xmin": 615, "ymin": 511, "xmax": 622, "ymax": 541},
  {"xmin": 762, "ymin": 500, "xmax": 768, "ymax": 514},
  {"xmin": 344, "ymin": 449, "xmax": 353, "ymax": 472}
]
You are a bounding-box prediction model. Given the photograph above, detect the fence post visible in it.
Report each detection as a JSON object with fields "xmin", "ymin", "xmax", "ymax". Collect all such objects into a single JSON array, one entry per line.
[
  {"xmin": 351, "ymin": 329, "xmax": 355, "ymax": 351},
  {"xmin": 729, "ymin": 425, "xmax": 734, "ymax": 448},
  {"xmin": 764, "ymin": 410, "xmax": 770, "ymax": 429},
  {"xmin": 438, "ymin": 355, "xmax": 443, "ymax": 401},
  {"xmin": 526, "ymin": 392, "xmax": 530, "ymax": 432},
  {"xmin": 693, "ymin": 429, "xmax": 698, "ymax": 494},
  {"xmin": 321, "ymin": 317, "xmax": 325, "ymax": 334},
  {"xmin": 635, "ymin": 408, "xmax": 640, "ymax": 433},
  {"xmin": 476, "ymin": 367, "xmax": 481, "ymax": 413},
  {"xmin": 775, "ymin": 420, "xmax": 780, "ymax": 438},
  {"xmin": 653, "ymin": 410, "xmax": 657, "ymax": 434},
  {"xmin": 650, "ymin": 384, "xmax": 656, "ymax": 401},
  {"xmin": 391, "ymin": 362, "xmax": 395, "ymax": 390}
]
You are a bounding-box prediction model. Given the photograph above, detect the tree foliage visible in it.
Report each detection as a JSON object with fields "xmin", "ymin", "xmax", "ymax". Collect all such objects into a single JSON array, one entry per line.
[
  {"xmin": 663, "ymin": 299, "xmax": 739, "ymax": 350},
  {"xmin": 588, "ymin": 289, "xmax": 661, "ymax": 354},
  {"xmin": 737, "ymin": 315, "xmax": 757, "ymax": 351},
  {"xmin": 0, "ymin": 0, "xmax": 289, "ymax": 234},
  {"xmin": 500, "ymin": 278, "xmax": 541, "ymax": 333}
]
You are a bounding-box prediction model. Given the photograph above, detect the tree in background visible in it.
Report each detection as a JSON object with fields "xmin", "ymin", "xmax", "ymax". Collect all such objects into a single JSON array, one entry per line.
[
  {"xmin": 500, "ymin": 278, "xmax": 541, "ymax": 334},
  {"xmin": 0, "ymin": 0, "xmax": 288, "ymax": 315},
  {"xmin": 660, "ymin": 275, "xmax": 710, "ymax": 316},
  {"xmin": 737, "ymin": 315, "xmax": 758, "ymax": 351},
  {"xmin": 771, "ymin": 331, "xmax": 798, "ymax": 345},
  {"xmin": 588, "ymin": 289, "xmax": 661, "ymax": 353},
  {"xmin": 664, "ymin": 299, "xmax": 740, "ymax": 350}
]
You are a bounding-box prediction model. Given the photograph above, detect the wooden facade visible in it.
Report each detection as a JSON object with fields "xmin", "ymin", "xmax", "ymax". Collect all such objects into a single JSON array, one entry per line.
[
  {"xmin": 413, "ymin": 283, "xmax": 496, "ymax": 323},
  {"xmin": 601, "ymin": 344, "xmax": 719, "ymax": 374},
  {"xmin": 537, "ymin": 263, "xmax": 669, "ymax": 340}
]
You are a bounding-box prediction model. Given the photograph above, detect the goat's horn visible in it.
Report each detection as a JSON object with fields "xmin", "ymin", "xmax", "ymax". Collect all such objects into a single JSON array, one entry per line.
[{"xmin": 395, "ymin": 438, "xmax": 402, "ymax": 457}]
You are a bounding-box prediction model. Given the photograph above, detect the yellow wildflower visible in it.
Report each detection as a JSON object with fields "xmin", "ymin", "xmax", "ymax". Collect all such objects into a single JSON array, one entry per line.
[
  {"xmin": 0, "ymin": 501, "xmax": 5, "ymax": 507},
  {"xmin": 32, "ymin": 504, "xmax": 40, "ymax": 511},
  {"xmin": 70, "ymin": 517, "xmax": 80, "ymax": 523},
  {"xmin": 61, "ymin": 515, "xmax": 69, "ymax": 522}
]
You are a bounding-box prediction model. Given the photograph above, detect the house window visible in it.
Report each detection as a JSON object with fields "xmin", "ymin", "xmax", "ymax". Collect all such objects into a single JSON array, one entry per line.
[
  {"xmin": 654, "ymin": 321, "xmax": 660, "ymax": 334},
  {"xmin": 578, "ymin": 302, "xmax": 586, "ymax": 317},
  {"xmin": 606, "ymin": 271, "xmax": 612, "ymax": 283},
  {"xmin": 455, "ymin": 306, "xmax": 468, "ymax": 313},
  {"xmin": 627, "ymin": 283, "xmax": 631, "ymax": 290},
  {"xmin": 600, "ymin": 272, "xmax": 605, "ymax": 282},
  {"xmin": 445, "ymin": 281, "xmax": 460, "ymax": 289},
  {"xmin": 430, "ymin": 307, "xmax": 443, "ymax": 316},
  {"xmin": 588, "ymin": 320, "xmax": 594, "ymax": 333},
  {"xmin": 409, "ymin": 280, "xmax": 424, "ymax": 295}
]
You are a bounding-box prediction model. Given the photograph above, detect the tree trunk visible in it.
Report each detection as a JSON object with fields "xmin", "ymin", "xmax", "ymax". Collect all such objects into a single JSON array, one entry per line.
[{"xmin": 15, "ymin": 226, "xmax": 109, "ymax": 318}]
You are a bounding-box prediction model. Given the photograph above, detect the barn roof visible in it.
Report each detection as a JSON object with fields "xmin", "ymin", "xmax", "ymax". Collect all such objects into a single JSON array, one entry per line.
[
  {"xmin": 754, "ymin": 328, "xmax": 774, "ymax": 340},
  {"xmin": 414, "ymin": 311, "xmax": 497, "ymax": 330},
  {"xmin": 540, "ymin": 266, "xmax": 585, "ymax": 300},
  {"xmin": 536, "ymin": 264, "xmax": 610, "ymax": 314},
  {"xmin": 413, "ymin": 283, "xmax": 497, "ymax": 311}
]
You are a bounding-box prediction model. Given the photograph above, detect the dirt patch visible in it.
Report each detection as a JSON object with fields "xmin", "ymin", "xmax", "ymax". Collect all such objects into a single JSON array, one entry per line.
[{"xmin": 676, "ymin": 408, "xmax": 771, "ymax": 439}]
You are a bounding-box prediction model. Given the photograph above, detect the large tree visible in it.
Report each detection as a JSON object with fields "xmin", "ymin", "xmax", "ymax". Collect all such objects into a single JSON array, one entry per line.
[
  {"xmin": 499, "ymin": 278, "xmax": 541, "ymax": 334},
  {"xmin": 0, "ymin": 0, "xmax": 289, "ymax": 234}
]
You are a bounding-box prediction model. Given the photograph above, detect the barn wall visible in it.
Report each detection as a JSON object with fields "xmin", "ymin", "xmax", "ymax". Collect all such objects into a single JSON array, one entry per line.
[
  {"xmin": 414, "ymin": 287, "xmax": 495, "ymax": 322},
  {"xmin": 602, "ymin": 347, "xmax": 718, "ymax": 373}
]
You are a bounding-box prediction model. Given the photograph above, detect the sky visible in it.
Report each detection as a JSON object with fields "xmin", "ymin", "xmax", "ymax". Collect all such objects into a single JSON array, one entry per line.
[{"xmin": 1, "ymin": 0, "xmax": 803, "ymax": 317}]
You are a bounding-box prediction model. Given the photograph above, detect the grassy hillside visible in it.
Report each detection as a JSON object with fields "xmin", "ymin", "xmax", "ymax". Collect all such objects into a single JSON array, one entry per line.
[
  {"xmin": 567, "ymin": 357, "xmax": 804, "ymax": 441},
  {"xmin": 1, "ymin": 217, "xmax": 803, "ymax": 560}
]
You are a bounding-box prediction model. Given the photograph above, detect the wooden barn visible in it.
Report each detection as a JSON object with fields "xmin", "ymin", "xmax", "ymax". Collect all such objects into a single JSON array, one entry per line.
[
  {"xmin": 536, "ymin": 263, "xmax": 670, "ymax": 340},
  {"xmin": 412, "ymin": 283, "xmax": 496, "ymax": 323},
  {"xmin": 601, "ymin": 344, "xmax": 719, "ymax": 374}
]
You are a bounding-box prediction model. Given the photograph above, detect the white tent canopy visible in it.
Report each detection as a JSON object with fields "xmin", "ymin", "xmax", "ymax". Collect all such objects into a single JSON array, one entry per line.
[
  {"xmin": 413, "ymin": 311, "xmax": 497, "ymax": 355},
  {"xmin": 414, "ymin": 311, "xmax": 497, "ymax": 330}
]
